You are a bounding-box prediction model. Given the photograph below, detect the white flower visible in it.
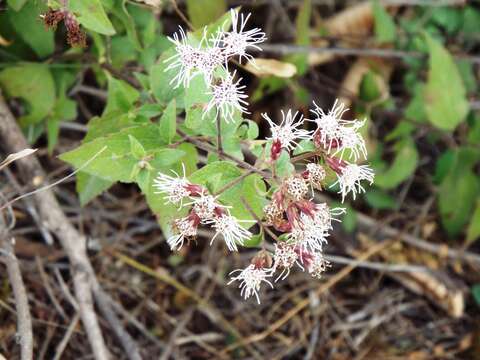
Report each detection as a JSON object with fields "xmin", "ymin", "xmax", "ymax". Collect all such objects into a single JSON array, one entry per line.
[
  {"xmin": 153, "ymin": 165, "xmax": 190, "ymax": 206},
  {"xmin": 263, "ymin": 110, "xmax": 312, "ymax": 151},
  {"xmin": 310, "ymin": 99, "xmax": 349, "ymax": 152},
  {"xmin": 205, "ymin": 214, "xmax": 252, "ymax": 251},
  {"xmin": 204, "ymin": 71, "xmax": 249, "ymax": 123},
  {"xmin": 311, "ymin": 99, "xmax": 368, "ymax": 160},
  {"xmin": 220, "ymin": 10, "xmax": 266, "ymax": 63},
  {"xmin": 289, "ymin": 212, "xmax": 330, "ymax": 253},
  {"xmin": 332, "ymin": 163, "xmax": 375, "ymax": 202},
  {"xmin": 196, "ymin": 41, "xmax": 227, "ymax": 85},
  {"xmin": 164, "ymin": 27, "xmax": 204, "ymax": 88},
  {"xmin": 272, "ymin": 243, "xmax": 302, "ymax": 281},
  {"xmin": 284, "ymin": 176, "xmax": 309, "ymax": 201},
  {"xmin": 168, "ymin": 215, "xmax": 199, "ymax": 250},
  {"xmin": 333, "ymin": 120, "xmax": 368, "ymax": 161},
  {"xmin": 228, "ymin": 264, "xmax": 273, "ymax": 304},
  {"xmin": 308, "ymin": 252, "xmax": 331, "ymax": 279},
  {"xmin": 188, "ymin": 193, "xmax": 220, "ymax": 221},
  {"xmin": 288, "ymin": 204, "xmax": 344, "ymax": 253},
  {"xmin": 305, "ymin": 163, "xmax": 326, "ymax": 190},
  {"xmin": 311, "ymin": 203, "xmax": 345, "ymax": 231},
  {"xmin": 164, "ymin": 27, "xmax": 227, "ymax": 88}
]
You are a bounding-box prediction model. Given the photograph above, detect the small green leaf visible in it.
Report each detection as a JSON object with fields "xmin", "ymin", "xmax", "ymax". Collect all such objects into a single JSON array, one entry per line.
[
  {"xmin": 186, "ymin": 0, "xmax": 227, "ymax": 29},
  {"xmin": 438, "ymin": 148, "xmax": 480, "ymax": 237},
  {"xmin": 285, "ymin": 0, "xmax": 311, "ymax": 75},
  {"xmin": 466, "ymin": 199, "xmax": 480, "ymax": 244},
  {"xmin": 76, "ymin": 172, "xmax": 113, "ymax": 206},
  {"xmin": 69, "ymin": 0, "xmax": 116, "ymax": 35},
  {"xmin": 275, "ymin": 150, "xmax": 294, "ymax": 178},
  {"xmin": 7, "ymin": 0, "xmax": 27, "ymax": 11},
  {"xmin": 243, "ymin": 231, "xmax": 264, "ymax": 248},
  {"xmin": 103, "ymin": 76, "xmax": 139, "ymax": 115},
  {"xmin": 0, "ymin": 63, "xmax": 56, "ymax": 126},
  {"xmin": 373, "ymin": 0, "xmax": 396, "ymax": 43},
  {"xmin": 341, "ymin": 205, "xmax": 357, "ymax": 233},
  {"xmin": 365, "ymin": 189, "xmax": 397, "ymax": 210},
  {"xmin": 360, "ymin": 71, "xmax": 381, "ymax": 102},
  {"xmin": 472, "ymin": 284, "xmax": 480, "ymax": 306},
  {"xmin": 423, "ymin": 33, "xmax": 469, "ymax": 131},
  {"xmin": 375, "ymin": 136, "xmax": 418, "ymax": 190},
  {"xmin": 128, "ymin": 135, "xmax": 146, "ymax": 159},
  {"xmin": 159, "ymin": 100, "xmax": 177, "ymax": 145}
]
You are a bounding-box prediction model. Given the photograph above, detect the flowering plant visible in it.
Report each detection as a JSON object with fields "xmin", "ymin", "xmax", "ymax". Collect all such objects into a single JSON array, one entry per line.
[{"xmin": 60, "ymin": 9, "xmax": 374, "ymax": 304}]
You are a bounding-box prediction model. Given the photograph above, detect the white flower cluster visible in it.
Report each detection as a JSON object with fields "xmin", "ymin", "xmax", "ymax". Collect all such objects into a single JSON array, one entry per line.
[
  {"xmin": 153, "ymin": 167, "xmax": 252, "ymax": 251},
  {"xmin": 263, "ymin": 100, "xmax": 374, "ymax": 201},
  {"xmin": 164, "ymin": 9, "xmax": 266, "ymax": 123}
]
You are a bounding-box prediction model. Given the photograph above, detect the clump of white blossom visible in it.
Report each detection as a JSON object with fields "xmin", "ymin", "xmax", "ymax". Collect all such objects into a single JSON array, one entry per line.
[
  {"xmin": 160, "ymin": 10, "xmax": 374, "ymax": 304},
  {"xmin": 164, "ymin": 9, "xmax": 266, "ymax": 123}
]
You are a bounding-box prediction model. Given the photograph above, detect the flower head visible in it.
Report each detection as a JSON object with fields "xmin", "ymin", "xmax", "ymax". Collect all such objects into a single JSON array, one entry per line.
[
  {"xmin": 167, "ymin": 212, "xmax": 200, "ymax": 250},
  {"xmin": 332, "ymin": 163, "xmax": 375, "ymax": 201},
  {"xmin": 220, "ymin": 10, "xmax": 266, "ymax": 63},
  {"xmin": 284, "ymin": 176, "xmax": 309, "ymax": 201},
  {"xmin": 188, "ymin": 193, "xmax": 220, "ymax": 221},
  {"xmin": 228, "ymin": 264, "xmax": 273, "ymax": 304},
  {"xmin": 333, "ymin": 120, "xmax": 367, "ymax": 161},
  {"xmin": 272, "ymin": 243, "xmax": 302, "ymax": 281},
  {"xmin": 263, "ymin": 110, "xmax": 312, "ymax": 154},
  {"xmin": 303, "ymin": 163, "xmax": 326, "ymax": 190},
  {"xmin": 310, "ymin": 99, "xmax": 348, "ymax": 151},
  {"xmin": 164, "ymin": 27, "xmax": 227, "ymax": 88},
  {"xmin": 307, "ymin": 253, "xmax": 331, "ymax": 279},
  {"xmin": 204, "ymin": 71, "xmax": 249, "ymax": 123},
  {"xmin": 205, "ymin": 213, "xmax": 252, "ymax": 251},
  {"xmin": 153, "ymin": 165, "xmax": 197, "ymax": 206}
]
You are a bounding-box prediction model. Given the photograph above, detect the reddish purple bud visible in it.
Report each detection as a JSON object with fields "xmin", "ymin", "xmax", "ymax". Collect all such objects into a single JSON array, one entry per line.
[
  {"xmin": 271, "ymin": 139, "xmax": 282, "ymax": 161},
  {"xmin": 295, "ymin": 199, "xmax": 316, "ymax": 217},
  {"xmin": 326, "ymin": 156, "xmax": 347, "ymax": 174},
  {"xmin": 185, "ymin": 184, "xmax": 205, "ymax": 196}
]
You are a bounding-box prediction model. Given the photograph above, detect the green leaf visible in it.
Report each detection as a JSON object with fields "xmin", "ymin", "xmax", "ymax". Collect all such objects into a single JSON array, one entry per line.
[
  {"xmin": 47, "ymin": 71, "xmax": 78, "ymax": 153},
  {"xmin": 110, "ymin": 0, "xmax": 142, "ymax": 50},
  {"xmin": 128, "ymin": 135, "xmax": 146, "ymax": 159},
  {"xmin": 472, "ymin": 284, "xmax": 480, "ymax": 307},
  {"xmin": 60, "ymin": 124, "xmax": 173, "ymax": 182},
  {"xmin": 103, "ymin": 76, "xmax": 139, "ymax": 115},
  {"xmin": 77, "ymin": 172, "xmax": 113, "ymax": 206},
  {"xmin": 365, "ymin": 189, "xmax": 397, "ymax": 210},
  {"xmin": 7, "ymin": 0, "xmax": 27, "ymax": 11},
  {"xmin": 438, "ymin": 147, "xmax": 480, "ymax": 237},
  {"xmin": 0, "ymin": 64, "xmax": 56, "ymax": 126},
  {"xmin": 360, "ymin": 71, "xmax": 381, "ymax": 102},
  {"xmin": 275, "ymin": 150, "xmax": 294, "ymax": 179},
  {"xmin": 8, "ymin": 1, "xmax": 54, "ymax": 57},
  {"xmin": 372, "ymin": 0, "xmax": 396, "ymax": 43},
  {"xmin": 374, "ymin": 136, "xmax": 418, "ymax": 190},
  {"xmin": 159, "ymin": 100, "xmax": 177, "ymax": 145},
  {"xmin": 423, "ymin": 33, "xmax": 469, "ymax": 131},
  {"xmin": 69, "ymin": 0, "xmax": 116, "ymax": 35},
  {"xmin": 243, "ymin": 231, "xmax": 264, "ymax": 248},
  {"xmin": 186, "ymin": 0, "xmax": 227, "ymax": 29},
  {"xmin": 286, "ymin": 0, "xmax": 311, "ymax": 75},
  {"xmin": 466, "ymin": 199, "xmax": 480, "ymax": 244},
  {"xmin": 184, "ymin": 75, "xmax": 211, "ymax": 130},
  {"xmin": 341, "ymin": 204, "xmax": 357, "ymax": 233}
]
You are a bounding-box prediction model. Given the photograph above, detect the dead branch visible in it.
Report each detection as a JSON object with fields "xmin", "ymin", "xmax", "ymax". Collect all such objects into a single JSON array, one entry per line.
[
  {"xmin": 0, "ymin": 92, "xmax": 110, "ymax": 360},
  {"xmin": 0, "ymin": 215, "xmax": 33, "ymax": 360}
]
